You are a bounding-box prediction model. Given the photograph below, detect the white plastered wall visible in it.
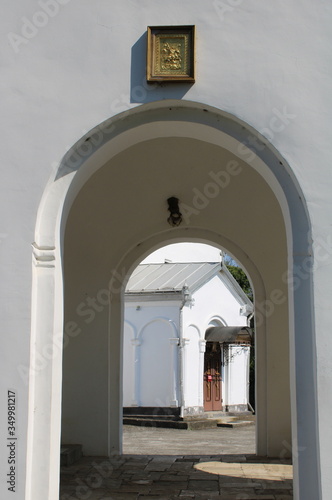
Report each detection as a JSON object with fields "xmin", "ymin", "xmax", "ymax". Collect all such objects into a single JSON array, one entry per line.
[
  {"xmin": 1, "ymin": 2, "xmax": 331, "ymax": 498},
  {"xmin": 226, "ymin": 345, "xmax": 250, "ymax": 408},
  {"xmin": 122, "ymin": 301, "xmax": 180, "ymax": 408}
]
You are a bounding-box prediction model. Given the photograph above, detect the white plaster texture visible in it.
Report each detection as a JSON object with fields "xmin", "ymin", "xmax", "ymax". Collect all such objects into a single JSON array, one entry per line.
[
  {"xmin": 0, "ymin": 1, "xmax": 331, "ymax": 499},
  {"xmin": 123, "ymin": 302, "xmax": 180, "ymax": 408}
]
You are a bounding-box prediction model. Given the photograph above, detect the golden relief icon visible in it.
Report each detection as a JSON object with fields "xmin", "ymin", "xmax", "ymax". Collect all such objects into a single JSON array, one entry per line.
[
  {"xmin": 147, "ymin": 26, "xmax": 195, "ymax": 82},
  {"xmin": 155, "ymin": 35, "xmax": 187, "ymax": 75},
  {"xmin": 161, "ymin": 42, "xmax": 182, "ymax": 70}
]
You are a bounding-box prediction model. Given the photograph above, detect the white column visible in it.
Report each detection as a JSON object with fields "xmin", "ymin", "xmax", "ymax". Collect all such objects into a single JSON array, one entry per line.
[
  {"xmin": 170, "ymin": 338, "xmax": 180, "ymax": 406},
  {"xmin": 199, "ymin": 340, "xmax": 206, "ymax": 408},
  {"xmin": 26, "ymin": 245, "xmax": 63, "ymax": 500},
  {"xmin": 182, "ymin": 337, "xmax": 190, "ymax": 408},
  {"xmin": 131, "ymin": 338, "xmax": 141, "ymax": 406}
]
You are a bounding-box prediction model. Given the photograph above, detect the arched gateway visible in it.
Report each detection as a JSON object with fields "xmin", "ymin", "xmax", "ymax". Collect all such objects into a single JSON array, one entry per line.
[{"xmin": 27, "ymin": 100, "xmax": 320, "ymax": 500}]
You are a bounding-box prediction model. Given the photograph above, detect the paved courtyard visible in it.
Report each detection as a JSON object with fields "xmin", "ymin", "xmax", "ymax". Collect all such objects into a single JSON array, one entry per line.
[{"xmin": 60, "ymin": 425, "xmax": 293, "ymax": 499}]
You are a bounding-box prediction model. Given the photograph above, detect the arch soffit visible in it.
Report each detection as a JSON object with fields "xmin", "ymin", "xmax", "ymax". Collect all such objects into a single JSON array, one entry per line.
[{"xmin": 34, "ymin": 100, "xmax": 311, "ymax": 259}]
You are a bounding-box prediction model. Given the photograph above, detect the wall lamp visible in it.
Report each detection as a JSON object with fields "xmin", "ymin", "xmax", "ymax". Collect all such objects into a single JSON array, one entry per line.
[{"xmin": 167, "ymin": 196, "xmax": 182, "ymax": 227}]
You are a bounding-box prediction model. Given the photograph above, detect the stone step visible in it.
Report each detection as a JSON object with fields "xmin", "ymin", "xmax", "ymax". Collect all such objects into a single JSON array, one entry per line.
[
  {"xmin": 123, "ymin": 407, "xmax": 180, "ymax": 418},
  {"xmin": 123, "ymin": 414, "xmax": 182, "ymax": 421},
  {"xmin": 217, "ymin": 420, "xmax": 255, "ymax": 428},
  {"xmin": 123, "ymin": 417, "xmax": 250, "ymax": 430},
  {"xmin": 123, "ymin": 417, "xmax": 188, "ymax": 429},
  {"xmin": 123, "ymin": 412, "xmax": 255, "ymax": 430},
  {"xmin": 60, "ymin": 444, "xmax": 83, "ymax": 466},
  {"xmin": 185, "ymin": 419, "xmax": 221, "ymax": 430},
  {"xmin": 203, "ymin": 410, "xmax": 253, "ymax": 419}
]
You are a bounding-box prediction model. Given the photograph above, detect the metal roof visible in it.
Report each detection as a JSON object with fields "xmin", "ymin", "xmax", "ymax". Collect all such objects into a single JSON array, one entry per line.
[{"xmin": 125, "ymin": 262, "xmax": 221, "ymax": 294}]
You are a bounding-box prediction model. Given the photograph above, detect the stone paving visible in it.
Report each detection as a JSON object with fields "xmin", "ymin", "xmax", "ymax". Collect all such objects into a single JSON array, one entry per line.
[{"xmin": 60, "ymin": 425, "xmax": 293, "ymax": 500}]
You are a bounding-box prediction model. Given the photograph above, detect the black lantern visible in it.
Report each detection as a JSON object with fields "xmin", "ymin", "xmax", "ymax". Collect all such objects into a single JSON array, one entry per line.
[{"xmin": 167, "ymin": 197, "xmax": 182, "ymax": 227}]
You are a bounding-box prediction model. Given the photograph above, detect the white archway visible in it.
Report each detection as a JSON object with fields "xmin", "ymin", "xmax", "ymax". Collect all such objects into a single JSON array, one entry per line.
[{"xmin": 27, "ymin": 100, "xmax": 319, "ymax": 500}]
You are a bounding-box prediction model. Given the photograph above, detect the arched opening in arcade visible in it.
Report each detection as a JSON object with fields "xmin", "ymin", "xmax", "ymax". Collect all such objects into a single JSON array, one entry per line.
[
  {"xmin": 27, "ymin": 101, "xmax": 319, "ymax": 500},
  {"xmin": 121, "ymin": 242, "xmax": 256, "ymax": 456}
]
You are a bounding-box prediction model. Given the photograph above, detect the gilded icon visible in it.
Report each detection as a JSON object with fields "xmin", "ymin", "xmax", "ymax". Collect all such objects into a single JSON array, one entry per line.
[{"xmin": 147, "ymin": 26, "xmax": 195, "ymax": 82}]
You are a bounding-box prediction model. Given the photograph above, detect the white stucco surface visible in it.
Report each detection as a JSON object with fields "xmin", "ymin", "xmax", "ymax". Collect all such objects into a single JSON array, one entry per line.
[
  {"xmin": 226, "ymin": 346, "xmax": 250, "ymax": 407},
  {"xmin": 1, "ymin": 1, "xmax": 331, "ymax": 498},
  {"xmin": 123, "ymin": 302, "xmax": 180, "ymax": 408}
]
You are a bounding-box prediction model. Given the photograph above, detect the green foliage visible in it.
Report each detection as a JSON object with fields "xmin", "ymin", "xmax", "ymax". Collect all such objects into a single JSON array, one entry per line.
[{"xmin": 226, "ymin": 265, "xmax": 253, "ymax": 301}]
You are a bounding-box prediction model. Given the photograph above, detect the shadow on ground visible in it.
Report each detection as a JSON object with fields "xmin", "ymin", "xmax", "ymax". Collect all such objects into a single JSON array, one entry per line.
[{"xmin": 60, "ymin": 454, "xmax": 293, "ymax": 499}]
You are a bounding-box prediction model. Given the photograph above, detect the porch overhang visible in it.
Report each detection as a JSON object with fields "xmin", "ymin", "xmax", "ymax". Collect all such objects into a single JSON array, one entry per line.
[{"xmin": 205, "ymin": 326, "xmax": 252, "ymax": 344}]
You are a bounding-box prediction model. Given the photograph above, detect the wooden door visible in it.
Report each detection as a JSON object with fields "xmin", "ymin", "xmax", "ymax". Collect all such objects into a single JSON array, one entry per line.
[{"xmin": 204, "ymin": 342, "xmax": 222, "ymax": 411}]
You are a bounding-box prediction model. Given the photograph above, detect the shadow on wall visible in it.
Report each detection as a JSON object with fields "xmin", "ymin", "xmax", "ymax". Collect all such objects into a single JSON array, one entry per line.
[{"xmin": 130, "ymin": 32, "xmax": 193, "ymax": 104}]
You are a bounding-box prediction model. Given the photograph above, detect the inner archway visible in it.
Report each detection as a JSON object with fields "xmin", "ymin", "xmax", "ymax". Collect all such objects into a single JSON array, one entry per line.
[
  {"xmin": 28, "ymin": 100, "xmax": 319, "ymax": 500},
  {"xmin": 121, "ymin": 242, "xmax": 254, "ymax": 427},
  {"xmin": 61, "ymin": 135, "xmax": 290, "ymax": 457}
]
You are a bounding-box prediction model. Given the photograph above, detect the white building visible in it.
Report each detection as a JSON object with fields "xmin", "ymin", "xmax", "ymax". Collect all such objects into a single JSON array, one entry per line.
[
  {"xmin": 123, "ymin": 260, "xmax": 253, "ymax": 416},
  {"xmin": 1, "ymin": 1, "xmax": 332, "ymax": 499}
]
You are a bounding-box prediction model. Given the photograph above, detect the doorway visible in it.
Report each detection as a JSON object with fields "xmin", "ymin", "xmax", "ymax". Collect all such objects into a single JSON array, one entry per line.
[{"xmin": 203, "ymin": 342, "xmax": 222, "ymax": 411}]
